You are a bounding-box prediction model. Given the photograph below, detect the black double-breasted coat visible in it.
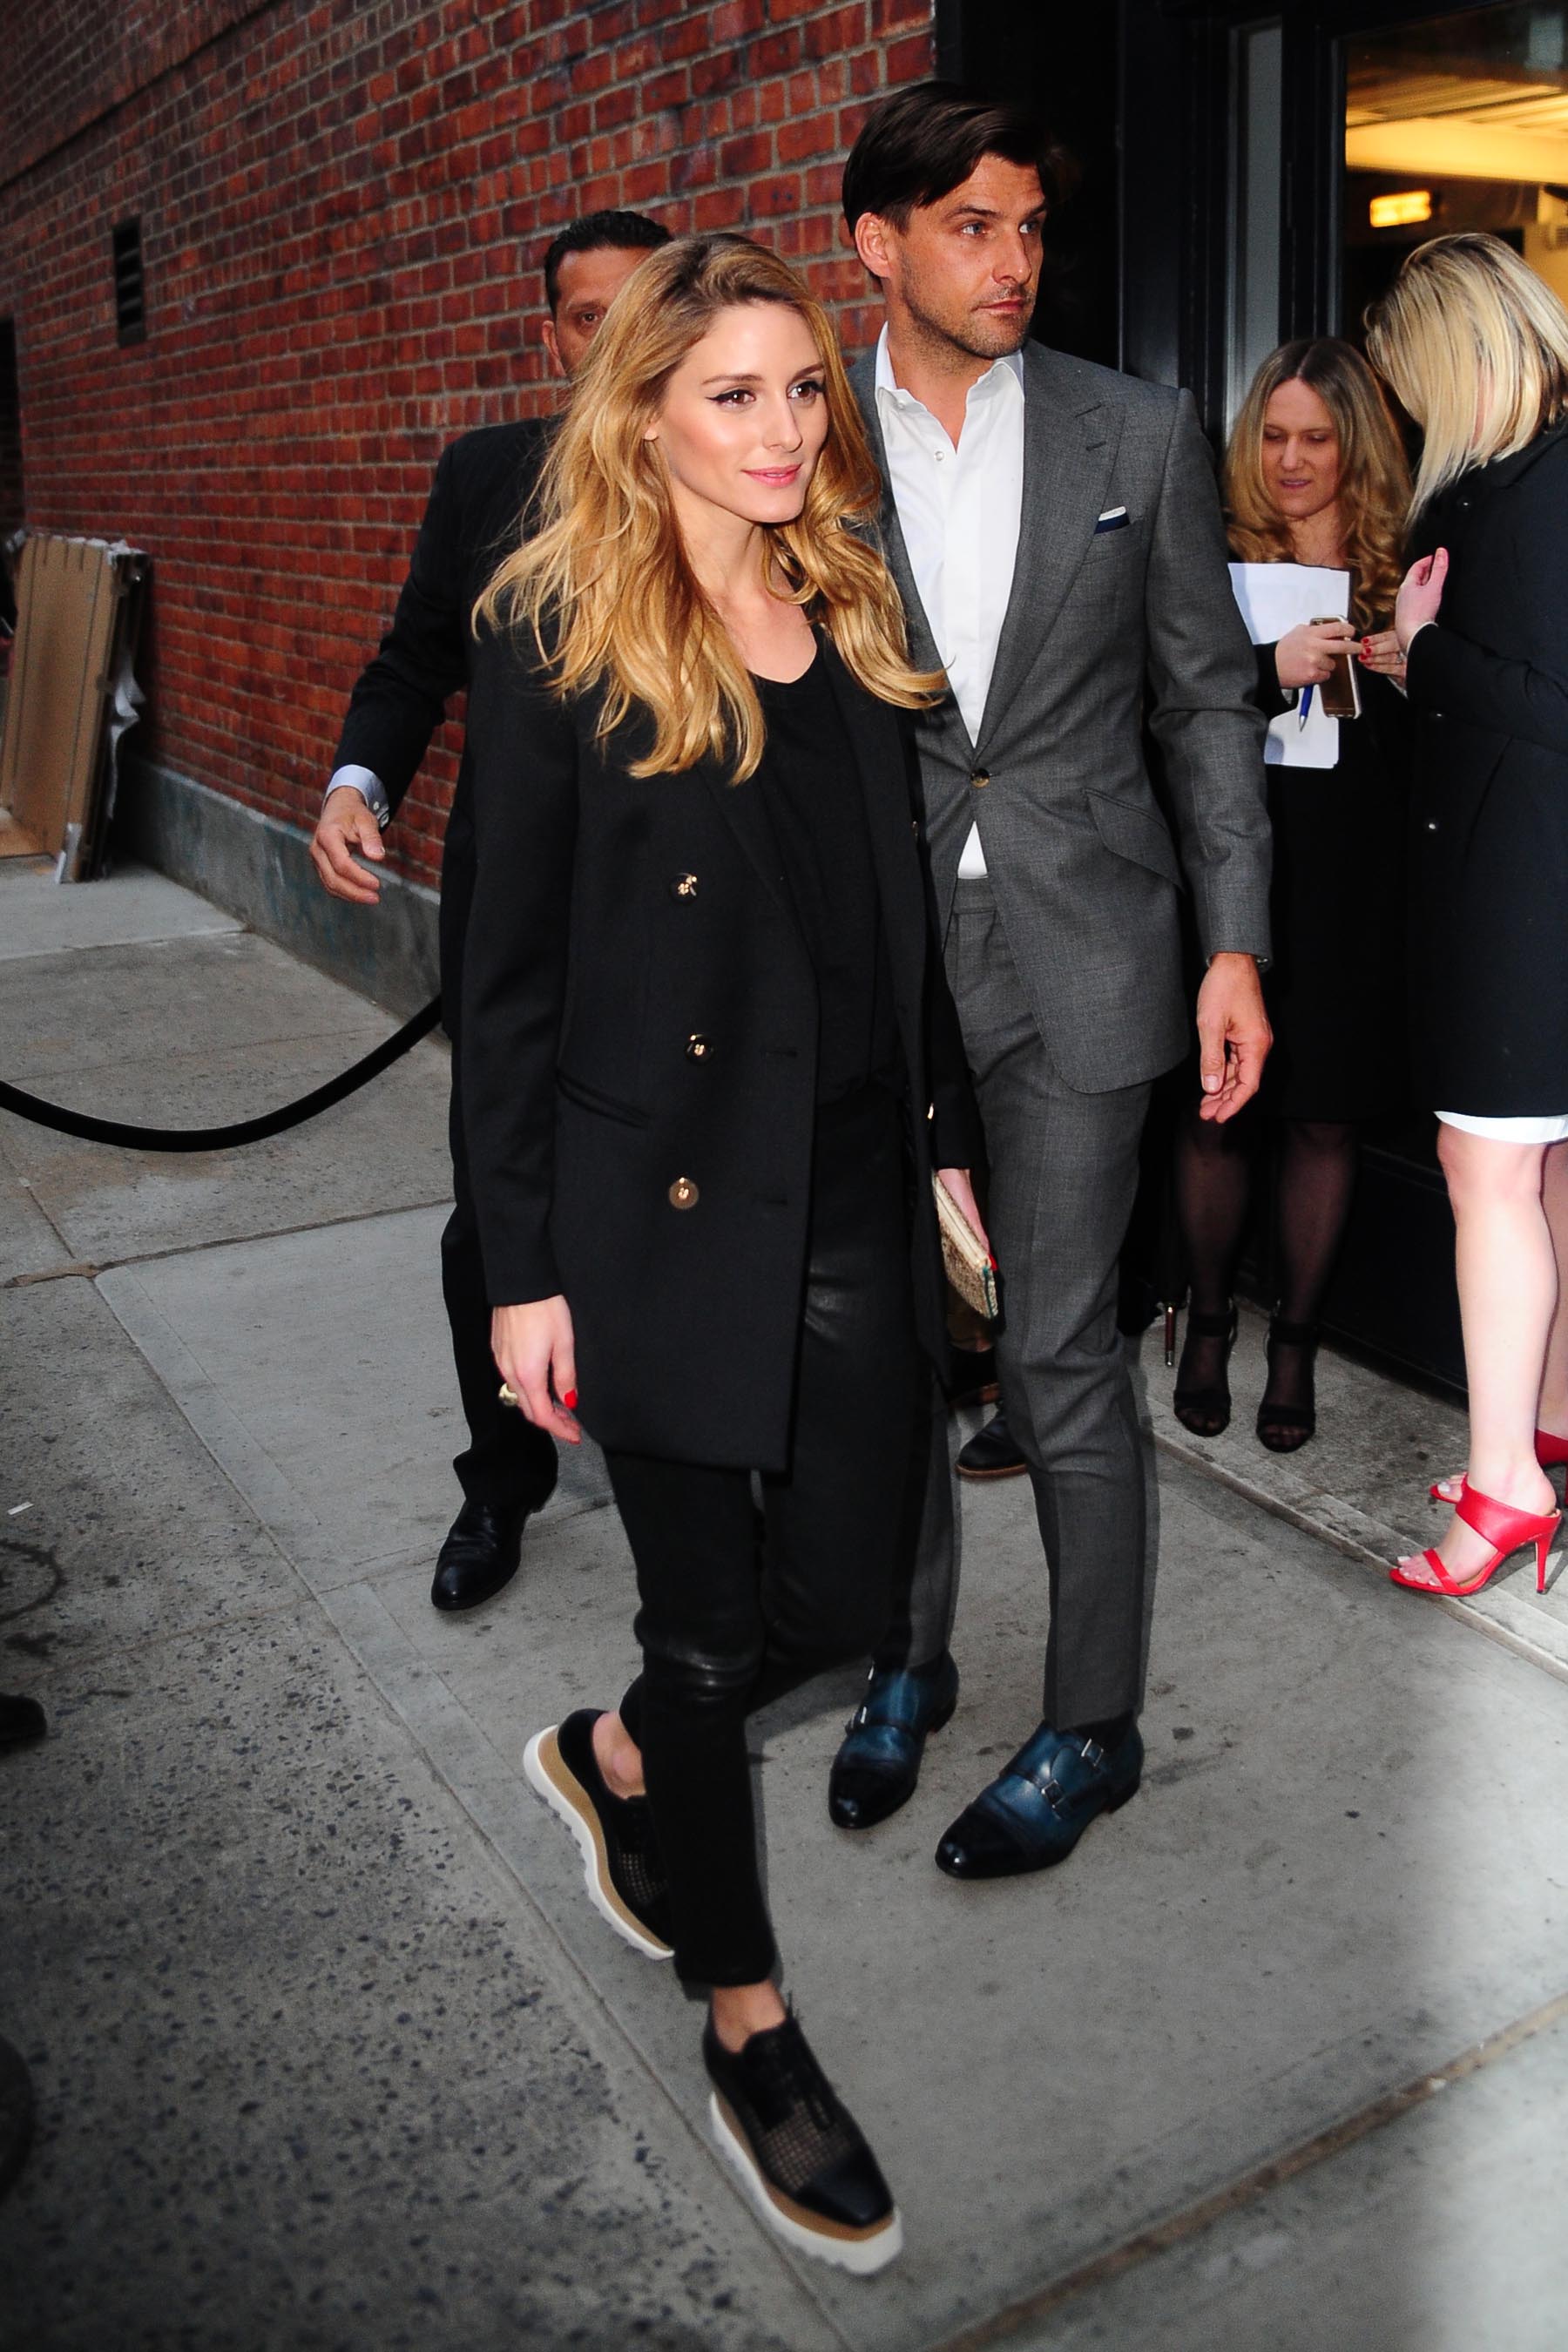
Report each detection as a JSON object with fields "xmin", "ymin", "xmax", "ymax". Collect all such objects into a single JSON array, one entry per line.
[
  {"xmin": 459, "ymin": 625, "xmax": 983, "ymax": 1472},
  {"xmin": 1406, "ymin": 422, "xmax": 1568, "ymax": 1113}
]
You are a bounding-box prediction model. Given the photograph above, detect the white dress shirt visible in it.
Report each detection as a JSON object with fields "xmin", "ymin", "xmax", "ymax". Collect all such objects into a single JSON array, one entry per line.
[
  {"xmin": 324, "ymin": 763, "xmax": 391, "ymax": 828},
  {"xmin": 874, "ymin": 326, "xmax": 1025, "ymax": 879}
]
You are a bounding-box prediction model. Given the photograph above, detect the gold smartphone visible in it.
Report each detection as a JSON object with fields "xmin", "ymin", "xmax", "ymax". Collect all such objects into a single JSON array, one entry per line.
[{"xmin": 1311, "ymin": 617, "xmax": 1362, "ymax": 720}]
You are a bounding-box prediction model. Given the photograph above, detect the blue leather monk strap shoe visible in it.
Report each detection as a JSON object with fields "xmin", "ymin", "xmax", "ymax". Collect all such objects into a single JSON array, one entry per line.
[
  {"xmin": 935, "ymin": 1717, "xmax": 1143, "ymax": 1879},
  {"xmin": 828, "ymin": 1652, "xmax": 959, "ymax": 1832}
]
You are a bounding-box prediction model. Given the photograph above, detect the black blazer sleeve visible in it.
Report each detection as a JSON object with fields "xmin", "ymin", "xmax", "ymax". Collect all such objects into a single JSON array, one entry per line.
[
  {"xmin": 458, "ymin": 622, "xmax": 579, "ymax": 1306},
  {"xmin": 332, "ymin": 444, "xmax": 471, "ymax": 819},
  {"xmin": 924, "ymin": 913, "xmax": 983, "ymax": 1171},
  {"xmin": 1252, "ymin": 642, "xmax": 1289, "ymax": 723},
  {"xmin": 1406, "ymin": 610, "xmax": 1568, "ymax": 759}
]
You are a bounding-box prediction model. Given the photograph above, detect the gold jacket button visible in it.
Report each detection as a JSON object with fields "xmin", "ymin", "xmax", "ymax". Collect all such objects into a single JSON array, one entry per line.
[
  {"xmin": 672, "ymin": 872, "xmax": 699, "ymax": 899},
  {"xmin": 685, "ymin": 1033, "xmax": 713, "ymax": 1061},
  {"xmin": 970, "ymin": 768, "xmax": 990, "ymax": 787},
  {"xmin": 668, "ymin": 1176, "xmax": 700, "ymax": 1210}
]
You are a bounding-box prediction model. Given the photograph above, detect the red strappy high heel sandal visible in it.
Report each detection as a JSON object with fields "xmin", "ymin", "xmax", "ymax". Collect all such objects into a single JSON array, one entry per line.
[
  {"xmin": 1429, "ymin": 1426, "xmax": 1568, "ymax": 1504},
  {"xmin": 1394, "ymin": 1484, "xmax": 1560, "ymax": 1598}
]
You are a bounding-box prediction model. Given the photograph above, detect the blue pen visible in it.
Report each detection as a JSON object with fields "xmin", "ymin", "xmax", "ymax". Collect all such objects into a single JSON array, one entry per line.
[{"xmin": 1298, "ymin": 684, "xmax": 1314, "ymax": 728}]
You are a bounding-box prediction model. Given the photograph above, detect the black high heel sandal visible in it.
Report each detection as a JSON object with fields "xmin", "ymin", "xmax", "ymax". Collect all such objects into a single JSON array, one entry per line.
[
  {"xmin": 1173, "ymin": 1302, "xmax": 1239, "ymax": 1438},
  {"xmin": 1256, "ymin": 1317, "xmax": 1319, "ymax": 1454}
]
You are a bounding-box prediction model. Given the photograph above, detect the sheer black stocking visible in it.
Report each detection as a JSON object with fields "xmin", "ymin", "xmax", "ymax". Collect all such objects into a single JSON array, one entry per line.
[
  {"xmin": 1259, "ymin": 1120, "xmax": 1360, "ymax": 1431},
  {"xmin": 1173, "ymin": 1111, "xmax": 1362, "ymax": 1441},
  {"xmin": 1172, "ymin": 1108, "xmax": 1254, "ymax": 1429}
]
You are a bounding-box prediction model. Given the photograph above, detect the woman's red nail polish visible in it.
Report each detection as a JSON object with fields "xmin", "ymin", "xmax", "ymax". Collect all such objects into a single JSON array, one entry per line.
[{"xmin": 563, "ymin": 1389, "xmax": 578, "ymax": 1411}]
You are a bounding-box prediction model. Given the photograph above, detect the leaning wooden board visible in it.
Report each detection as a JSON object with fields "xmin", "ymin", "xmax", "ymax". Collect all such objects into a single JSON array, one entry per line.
[{"xmin": 0, "ymin": 534, "xmax": 147, "ymax": 876}]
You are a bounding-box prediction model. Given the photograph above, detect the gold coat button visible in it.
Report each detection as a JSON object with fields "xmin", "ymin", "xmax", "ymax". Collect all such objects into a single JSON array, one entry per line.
[
  {"xmin": 668, "ymin": 1176, "xmax": 700, "ymax": 1210},
  {"xmin": 672, "ymin": 872, "xmax": 699, "ymax": 899},
  {"xmin": 686, "ymin": 1033, "xmax": 713, "ymax": 1061},
  {"xmin": 970, "ymin": 768, "xmax": 990, "ymax": 787}
]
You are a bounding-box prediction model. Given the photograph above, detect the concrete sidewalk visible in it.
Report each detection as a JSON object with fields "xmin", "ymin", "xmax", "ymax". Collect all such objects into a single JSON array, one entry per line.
[{"xmin": 3, "ymin": 857, "xmax": 1567, "ymax": 2351}]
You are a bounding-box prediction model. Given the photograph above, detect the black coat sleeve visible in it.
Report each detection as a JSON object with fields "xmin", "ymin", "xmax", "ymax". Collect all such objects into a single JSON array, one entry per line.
[
  {"xmin": 458, "ymin": 623, "xmax": 579, "ymax": 1307},
  {"xmin": 1407, "ymin": 456, "xmax": 1568, "ymax": 757},
  {"xmin": 331, "ymin": 445, "xmax": 471, "ymax": 818},
  {"xmin": 926, "ymin": 970, "xmax": 983, "ymax": 1171},
  {"xmin": 1252, "ymin": 642, "xmax": 1289, "ymax": 722},
  {"xmin": 1406, "ymin": 612, "xmax": 1568, "ymax": 758}
]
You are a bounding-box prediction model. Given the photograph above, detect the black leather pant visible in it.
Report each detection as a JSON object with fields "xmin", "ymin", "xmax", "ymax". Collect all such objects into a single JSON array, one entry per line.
[{"xmin": 608, "ymin": 1085, "xmax": 925, "ymax": 1987}]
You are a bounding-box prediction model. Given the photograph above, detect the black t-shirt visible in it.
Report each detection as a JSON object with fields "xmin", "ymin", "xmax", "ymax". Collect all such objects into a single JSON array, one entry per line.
[{"xmin": 750, "ymin": 652, "xmax": 902, "ymax": 1105}]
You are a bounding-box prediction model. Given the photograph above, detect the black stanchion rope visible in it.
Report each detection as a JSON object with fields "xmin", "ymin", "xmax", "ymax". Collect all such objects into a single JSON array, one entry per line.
[{"xmin": 0, "ymin": 996, "xmax": 443, "ymax": 1153}]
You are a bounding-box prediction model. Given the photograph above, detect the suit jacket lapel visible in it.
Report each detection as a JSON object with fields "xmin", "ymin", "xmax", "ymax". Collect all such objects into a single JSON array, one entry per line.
[
  {"xmin": 851, "ymin": 353, "xmax": 953, "ymax": 706},
  {"xmin": 974, "ymin": 344, "xmax": 1115, "ymax": 753}
]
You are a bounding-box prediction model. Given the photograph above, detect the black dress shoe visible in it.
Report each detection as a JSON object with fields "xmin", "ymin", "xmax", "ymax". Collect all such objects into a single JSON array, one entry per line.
[
  {"xmin": 936, "ymin": 1717, "xmax": 1143, "ymax": 1880},
  {"xmin": 828, "ymin": 1652, "xmax": 958, "ymax": 1831},
  {"xmin": 703, "ymin": 2010, "xmax": 902, "ymax": 2273},
  {"xmin": 956, "ymin": 1407, "xmax": 1028, "ymax": 1480},
  {"xmin": 429, "ymin": 1499, "xmax": 531, "ymax": 1612}
]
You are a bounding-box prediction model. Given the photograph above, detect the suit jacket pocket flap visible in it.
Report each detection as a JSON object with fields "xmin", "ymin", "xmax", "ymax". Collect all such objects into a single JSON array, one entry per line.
[{"xmin": 1086, "ymin": 789, "xmax": 1185, "ymax": 889}]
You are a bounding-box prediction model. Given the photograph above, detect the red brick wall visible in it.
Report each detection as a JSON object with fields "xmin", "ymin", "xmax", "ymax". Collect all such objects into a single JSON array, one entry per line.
[{"xmin": 0, "ymin": 0, "xmax": 934, "ymax": 889}]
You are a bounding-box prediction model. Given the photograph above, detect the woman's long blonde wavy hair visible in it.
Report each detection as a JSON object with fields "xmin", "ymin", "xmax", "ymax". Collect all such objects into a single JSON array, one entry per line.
[
  {"xmin": 476, "ymin": 233, "xmax": 942, "ymax": 781},
  {"xmin": 1225, "ymin": 337, "xmax": 1410, "ymax": 630},
  {"xmin": 1365, "ymin": 231, "xmax": 1568, "ymax": 517}
]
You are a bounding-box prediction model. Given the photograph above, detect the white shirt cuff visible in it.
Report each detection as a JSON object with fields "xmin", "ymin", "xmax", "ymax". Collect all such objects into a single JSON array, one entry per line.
[{"xmin": 325, "ymin": 764, "xmax": 391, "ymax": 829}]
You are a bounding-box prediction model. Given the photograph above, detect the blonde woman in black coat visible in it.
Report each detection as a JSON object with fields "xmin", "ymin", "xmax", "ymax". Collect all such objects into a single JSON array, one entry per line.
[
  {"xmin": 461, "ymin": 235, "xmax": 984, "ymax": 2273},
  {"xmin": 1367, "ymin": 233, "xmax": 1568, "ymax": 1600}
]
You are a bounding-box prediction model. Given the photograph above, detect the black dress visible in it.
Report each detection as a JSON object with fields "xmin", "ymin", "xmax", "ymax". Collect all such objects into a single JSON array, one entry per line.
[{"xmin": 1251, "ymin": 644, "xmax": 1411, "ymax": 1122}]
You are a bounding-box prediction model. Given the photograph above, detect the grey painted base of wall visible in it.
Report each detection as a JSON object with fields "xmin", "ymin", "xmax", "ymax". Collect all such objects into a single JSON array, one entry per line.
[{"xmin": 116, "ymin": 759, "xmax": 442, "ymax": 1021}]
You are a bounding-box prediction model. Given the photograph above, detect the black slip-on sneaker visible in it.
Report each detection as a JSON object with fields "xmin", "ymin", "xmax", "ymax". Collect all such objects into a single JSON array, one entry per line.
[
  {"xmin": 702, "ymin": 2011, "xmax": 902, "ymax": 2274},
  {"xmin": 524, "ymin": 1711, "xmax": 674, "ymax": 1960}
]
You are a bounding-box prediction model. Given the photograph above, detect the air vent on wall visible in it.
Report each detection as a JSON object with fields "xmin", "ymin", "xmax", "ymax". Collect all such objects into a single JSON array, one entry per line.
[{"xmin": 112, "ymin": 219, "xmax": 145, "ymax": 345}]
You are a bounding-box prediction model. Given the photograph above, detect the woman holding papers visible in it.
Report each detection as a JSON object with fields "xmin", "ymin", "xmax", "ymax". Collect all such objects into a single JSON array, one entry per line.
[
  {"xmin": 1365, "ymin": 234, "xmax": 1568, "ymax": 1601},
  {"xmin": 1172, "ymin": 338, "xmax": 1411, "ymax": 1451}
]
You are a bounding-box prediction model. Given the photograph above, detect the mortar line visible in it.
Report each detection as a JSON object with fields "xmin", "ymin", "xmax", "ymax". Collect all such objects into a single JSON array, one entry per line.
[{"xmin": 926, "ymin": 1984, "xmax": 1568, "ymax": 2352}]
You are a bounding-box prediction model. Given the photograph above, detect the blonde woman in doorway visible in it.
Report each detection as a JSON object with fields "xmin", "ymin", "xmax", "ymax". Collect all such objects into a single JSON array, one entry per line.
[{"xmin": 1367, "ymin": 232, "xmax": 1568, "ymax": 1598}]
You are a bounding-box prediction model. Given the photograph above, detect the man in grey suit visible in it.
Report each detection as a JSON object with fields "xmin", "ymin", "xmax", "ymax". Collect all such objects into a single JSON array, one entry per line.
[{"xmin": 828, "ymin": 84, "xmax": 1273, "ymax": 1877}]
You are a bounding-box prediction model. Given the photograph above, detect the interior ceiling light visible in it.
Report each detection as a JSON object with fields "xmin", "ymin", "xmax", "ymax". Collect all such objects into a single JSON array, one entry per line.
[{"xmin": 1369, "ymin": 188, "xmax": 1434, "ymax": 226}]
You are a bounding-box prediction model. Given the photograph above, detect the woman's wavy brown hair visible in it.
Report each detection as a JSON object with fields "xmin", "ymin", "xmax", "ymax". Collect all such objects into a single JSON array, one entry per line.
[
  {"xmin": 476, "ymin": 232, "xmax": 943, "ymax": 781},
  {"xmin": 1224, "ymin": 337, "xmax": 1410, "ymax": 630}
]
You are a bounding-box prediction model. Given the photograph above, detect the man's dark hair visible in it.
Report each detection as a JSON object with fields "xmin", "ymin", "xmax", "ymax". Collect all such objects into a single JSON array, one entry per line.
[
  {"xmin": 841, "ymin": 81, "xmax": 1064, "ymax": 234},
  {"xmin": 542, "ymin": 210, "xmax": 672, "ymax": 313}
]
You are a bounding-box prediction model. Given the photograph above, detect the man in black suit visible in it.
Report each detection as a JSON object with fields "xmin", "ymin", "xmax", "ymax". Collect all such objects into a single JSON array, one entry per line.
[{"xmin": 311, "ymin": 209, "xmax": 671, "ymax": 1613}]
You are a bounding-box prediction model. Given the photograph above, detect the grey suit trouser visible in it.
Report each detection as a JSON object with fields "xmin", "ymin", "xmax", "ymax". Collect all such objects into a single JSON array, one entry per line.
[{"xmin": 876, "ymin": 877, "xmax": 1153, "ymax": 1727}]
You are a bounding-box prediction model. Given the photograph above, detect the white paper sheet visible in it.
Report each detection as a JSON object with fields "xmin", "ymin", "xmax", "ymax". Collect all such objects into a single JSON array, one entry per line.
[{"xmin": 1227, "ymin": 561, "xmax": 1352, "ymax": 770}]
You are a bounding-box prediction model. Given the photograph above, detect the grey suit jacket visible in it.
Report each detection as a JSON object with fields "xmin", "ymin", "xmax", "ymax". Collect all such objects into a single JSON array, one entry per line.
[{"xmin": 852, "ymin": 341, "xmax": 1272, "ymax": 1093}]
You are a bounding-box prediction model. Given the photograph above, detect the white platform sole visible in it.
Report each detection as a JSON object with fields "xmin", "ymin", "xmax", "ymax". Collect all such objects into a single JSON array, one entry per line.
[
  {"xmin": 708, "ymin": 2092, "xmax": 903, "ymax": 2275},
  {"xmin": 523, "ymin": 1725, "xmax": 673, "ymax": 1961}
]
